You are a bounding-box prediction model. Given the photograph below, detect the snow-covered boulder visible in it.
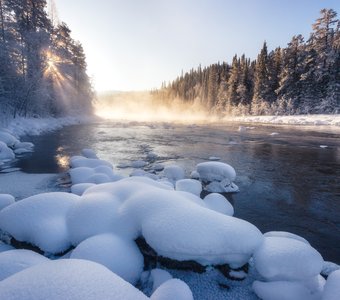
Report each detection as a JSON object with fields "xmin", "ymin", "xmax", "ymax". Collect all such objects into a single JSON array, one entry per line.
[
  {"xmin": 70, "ymin": 157, "xmax": 113, "ymax": 169},
  {"xmin": 0, "ymin": 131, "xmax": 18, "ymax": 148},
  {"xmin": 196, "ymin": 161, "xmax": 236, "ymax": 182},
  {"xmin": 150, "ymin": 269, "xmax": 173, "ymax": 293},
  {"xmin": 253, "ymin": 236, "xmax": 324, "ymax": 281},
  {"xmin": 71, "ymin": 183, "xmax": 96, "ymax": 196},
  {"xmin": 322, "ymin": 270, "xmax": 340, "ymax": 300},
  {"xmin": 81, "ymin": 148, "xmax": 98, "ymax": 159},
  {"xmin": 132, "ymin": 160, "xmax": 147, "ymax": 168},
  {"xmin": 0, "ymin": 194, "xmax": 15, "ymax": 211},
  {"xmin": 175, "ymin": 179, "xmax": 202, "ymax": 196},
  {"xmin": 0, "ymin": 259, "xmax": 149, "ymax": 300},
  {"xmin": 163, "ymin": 165, "xmax": 185, "ymax": 184},
  {"xmin": 0, "ymin": 192, "xmax": 80, "ymax": 253},
  {"xmin": 0, "ymin": 141, "xmax": 15, "ymax": 161},
  {"xmin": 253, "ymin": 278, "xmax": 324, "ymax": 300},
  {"xmin": 13, "ymin": 141, "xmax": 34, "ymax": 151},
  {"xmin": 264, "ymin": 231, "xmax": 310, "ymax": 245},
  {"xmin": 0, "ymin": 249, "xmax": 49, "ymax": 280},
  {"xmin": 69, "ymin": 167, "xmax": 96, "ymax": 184},
  {"xmin": 71, "ymin": 233, "xmax": 143, "ymax": 285},
  {"xmin": 69, "ymin": 166, "xmax": 122, "ymax": 184},
  {"xmin": 203, "ymin": 193, "xmax": 234, "ymax": 216},
  {"xmin": 151, "ymin": 279, "xmax": 193, "ymax": 300}
]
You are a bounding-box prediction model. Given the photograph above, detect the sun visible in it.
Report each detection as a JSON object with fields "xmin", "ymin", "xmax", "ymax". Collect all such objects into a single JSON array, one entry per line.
[{"xmin": 43, "ymin": 49, "xmax": 63, "ymax": 78}]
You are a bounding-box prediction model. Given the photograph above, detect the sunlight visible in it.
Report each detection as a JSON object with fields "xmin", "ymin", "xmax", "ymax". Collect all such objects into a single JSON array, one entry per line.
[{"xmin": 43, "ymin": 49, "xmax": 64, "ymax": 80}]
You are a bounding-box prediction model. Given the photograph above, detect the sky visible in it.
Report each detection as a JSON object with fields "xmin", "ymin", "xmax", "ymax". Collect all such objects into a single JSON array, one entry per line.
[{"xmin": 54, "ymin": 0, "xmax": 340, "ymax": 92}]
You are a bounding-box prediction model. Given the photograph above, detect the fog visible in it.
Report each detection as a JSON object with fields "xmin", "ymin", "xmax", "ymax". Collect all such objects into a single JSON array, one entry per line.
[{"xmin": 94, "ymin": 91, "xmax": 218, "ymax": 123}]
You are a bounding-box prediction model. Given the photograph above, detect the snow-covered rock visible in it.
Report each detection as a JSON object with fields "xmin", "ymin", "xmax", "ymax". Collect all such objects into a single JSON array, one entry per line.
[
  {"xmin": 0, "ymin": 259, "xmax": 149, "ymax": 300},
  {"xmin": 322, "ymin": 270, "xmax": 340, "ymax": 300},
  {"xmin": 163, "ymin": 165, "xmax": 185, "ymax": 183},
  {"xmin": 150, "ymin": 269, "xmax": 173, "ymax": 293},
  {"xmin": 0, "ymin": 131, "xmax": 18, "ymax": 148},
  {"xmin": 132, "ymin": 160, "xmax": 147, "ymax": 168},
  {"xmin": 0, "ymin": 141, "xmax": 15, "ymax": 161},
  {"xmin": 264, "ymin": 231, "xmax": 310, "ymax": 245},
  {"xmin": 71, "ymin": 234, "xmax": 143, "ymax": 284},
  {"xmin": 81, "ymin": 148, "xmax": 98, "ymax": 159},
  {"xmin": 0, "ymin": 192, "xmax": 80, "ymax": 253},
  {"xmin": 70, "ymin": 157, "xmax": 113, "ymax": 169},
  {"xmin": 197, "ymin": 161, "xmax": 236, "ymax": 182},
  {"xmin": 69, "ymin": 166, "xmax": 122, "ymax": 184},
  {"xmin": 0, "ymin": 241, "xmax": 13, "ymax": 253},
  {"xmin": 0, "ymin": 249, "xmax": 49, "ymax": 280},
  {"xmin": 203, "ymin": 193, "xmax": 234, "ymax": 216},
  {"xmin": 253, "ymin": 236, "xmax": 324, "ymax": 281},
  {"xmin": 151, "ymin": 279, "xmax": 193, "ymax": 300},
  {"xmin": 14, "ymin": 141, "xmax": 34, "ymax": 151},
  {"xmin": 175, "ymin": 179, "xmax": 202, "ymax": 196},
  {"xmin": 0, "ymin": 194, "xmax": 15, "ymax": 211}
]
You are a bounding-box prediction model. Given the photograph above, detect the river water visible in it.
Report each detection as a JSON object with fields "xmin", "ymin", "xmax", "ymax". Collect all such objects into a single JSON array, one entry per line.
[{"xmin": 13, "ymin": 121, "xmax": 340, "ymax": 264}]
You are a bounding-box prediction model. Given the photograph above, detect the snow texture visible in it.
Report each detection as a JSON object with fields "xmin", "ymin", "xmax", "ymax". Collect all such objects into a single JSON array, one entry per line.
[
  {"xmin": 70, "ymin": 233, "xmax": 143, "ymax": 284},
  {"xmin": 253, "ymin": 236, "xmax": 324, "ymax": 281},
  {"xmin": 203, "ymin": 193, "xmax": 234, "ymax": 216},
  {"xmin": 175, "ymin": 179, "xmax": 202, "ymax": 196},
  {"xmin": 0, "ymin": 241, "xmax": 13, "ymax": 253},
  {"xmin": 0, "ymin": 249, "xmax": 49, "ymax": 280},
  {"xmin": 163, "ymin": 165, "xmax": 185, "ymax": 184},
  {"xmin": 264, "ymin": 231, "xmax": 310, "ymax": 245},
  {"xmin": 0, "ymin": 259, "xmax": 149, "ymax": 300},
  {"xmin": 322, "ymin": 270, "xmax": 340, "ymax": 300},
  {"xmin": 197, "ymin": 162, "xmax": 236, "ymax": 182},
  {"xmin": 151, "ymin": 279, "xmax": 194, "ymax": 300},
  {"xmin": 0, "ymin": 141, "xmax": 15, "ymax": 161},
  {"xmin": 0, "ymin": 192, "xmax": 80, "ymax": 253},
  {"xmin": 71, "ymin": 183, "xmax": 96, "ymax": 196},
  {"xmin": 0, "ymin": 194, "xmax": 15, "ymax": 211}
]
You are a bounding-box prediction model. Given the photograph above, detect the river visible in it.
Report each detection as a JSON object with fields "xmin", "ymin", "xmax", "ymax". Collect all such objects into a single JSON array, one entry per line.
[{"xmin": 12, "ymin": 121, "xmax": 340, "ymax": 264}]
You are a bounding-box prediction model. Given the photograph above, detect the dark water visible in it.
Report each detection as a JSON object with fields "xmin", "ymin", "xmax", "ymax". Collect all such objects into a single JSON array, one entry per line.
[{"xmin": 13, "ymin": 121, "xmax": 340, "ymax": 264}]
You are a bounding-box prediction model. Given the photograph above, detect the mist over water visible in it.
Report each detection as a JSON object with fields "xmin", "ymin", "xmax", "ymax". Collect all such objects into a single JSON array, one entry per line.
[{"xmin": 95, "ymin": 91, "xmax": 217, "ymax": 123}]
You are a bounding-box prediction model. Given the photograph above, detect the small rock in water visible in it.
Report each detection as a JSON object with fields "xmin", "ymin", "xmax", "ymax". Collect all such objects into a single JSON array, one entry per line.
[
  {"xmin": 320, "ymin": 145, "xmax": 328, "ymax": 149},
  {"xmin": 270, "ymin": 132, "xmax": 279, "ymax": 136},
  {"xmin": 209, "ymin": 156, "xmax": 221, "ymax": 161}
]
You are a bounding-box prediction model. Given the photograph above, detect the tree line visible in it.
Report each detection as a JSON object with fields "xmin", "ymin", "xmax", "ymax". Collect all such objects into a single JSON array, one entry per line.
[
  {"xmin": 153, "ymin": 9, "xmax": 340, "ymax": 116},
  {"xmin": 0, "ymin": 0, "xmax": 93, "ymax": 119}
]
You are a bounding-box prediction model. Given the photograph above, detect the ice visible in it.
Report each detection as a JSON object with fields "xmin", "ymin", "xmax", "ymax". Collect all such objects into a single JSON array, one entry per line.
[
  {"xmin": 196, "ymin": 162, "xmax": 236, "ymax": 182},
  {"xmin": 252, "ymin": 279, "xmax": 323, "ymax": 300},
  {"xmin": 150, "ymin": 269, "xmax": 173, "ymax": 293},
  {"xmin": 264, "ymin": 231, "xmax": 310, "ymax": 245},
  {"xmin": 0, "ymin": 141, "xmax": 15, "ymax": 161},
  {"xmin": 0, "ymin": 192, "xmax": 80, "ymax": 253},
  {"xmin": 322, "ymin": 270, "xmax": 340, "ymax": 300},
  {"xmin": 151, "ymin": 279, "xmax": 194, "ymax": 300},
  {"xmin": 175, "ymin": 179, "xmax": 202, "ymax": 196},
  {"xmin": 0, "ymin": 194, "xmax": 15, "ymax": 211},
  {"xmin": 253, "ymin": 236, "xmax": 324, "ymax": 281},
  {"xmin": 0, "ymin": 241, "xmax": 13, "ymax": 253},
  {"xmin": 71, "ymin": 183, "xmax": 96, "ymax": 195},
  {"xmin": 70, "ymin": 233, "xmax": 143, "ymax": 284},
  {"xmin": 0, "ymin": 259, "xmax": 149, "ymax": 300},
  {"xmin": 0, "ymin": 249, "xmax": 49, "ymax": 280},
  {"xmin": 81, "ymin": 148, "xmax": 98, "ymax": 159},
  {"xmin": 203, "ymin": 193, "xmax": 234, "ymax": 216},
  {"xmin": 163, "ymin": 165, "xmax": 185, "ymax": 184}
]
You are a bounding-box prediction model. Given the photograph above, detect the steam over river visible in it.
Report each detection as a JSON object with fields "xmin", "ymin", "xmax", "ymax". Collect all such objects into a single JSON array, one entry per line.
[{"xmin": 16, "ymin": 121, "xmax": 340, "ymax": 264}]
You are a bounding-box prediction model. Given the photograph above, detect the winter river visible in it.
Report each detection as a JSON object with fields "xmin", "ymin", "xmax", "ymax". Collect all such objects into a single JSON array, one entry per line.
[{"xmin": 14, "ymin": 121, "xmax": 340, "ymax": 264}]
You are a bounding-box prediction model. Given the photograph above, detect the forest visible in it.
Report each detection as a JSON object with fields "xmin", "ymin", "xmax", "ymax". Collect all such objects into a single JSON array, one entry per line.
[
  {"xmin": 153, "ymin": 9, "xmax": 340, "ymax": 116},
  {"xmin": 0, "ymin": 0, "xmax": 93, "ymax": 120}
]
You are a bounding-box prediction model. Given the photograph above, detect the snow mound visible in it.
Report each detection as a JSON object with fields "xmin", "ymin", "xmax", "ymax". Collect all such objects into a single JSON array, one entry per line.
[
  {"xmin": 151, "ymin": 279, "xmax": 193, "ymax": 300},
  {"xmin": 0, "ymin": 249, "xmax": 49, "ymax": 280},
  {"xmin": 264, "ymin": 231, "xmax": 310, "ymax": 245},
  {"xmin": 253, "ymin": 279, "xmax": 324, "ymax": 300},
  {"xmin": 253, "ymin": 236, "xmax": 324, "ymax": 281},
  {"xmin": 203, "ymin": 193, "xmax": 234, "ymax": 216},
  {"xmin": 71, "ymin": 183, "xmax": 96, "ymax": 195},
  {"xmin": 132, "ymin": 160, "xmax": 148, "ymax": 168},
  {"xmin": 0, "ymin": 192, "xmax": 80, "ymax": 253},
  {"xmin": 175, "ymin": 179, "xmax": 202, "ymax": 196},
  {"xmin": 0, "ymin": 141, "xmax": 15, "ymax": 161},
  {"xmin": 70, "ymin": 156, "xmax": 113, "ymax": 169},
  {"xmin": 0, "ymin": 259, "xmax": 149, "ymax": 300},
  {"xmin": 163, "ymin": 165, "xmax": 185, "ymax": 184},
  {"xmin": 0, "ymin": 131, "xmax": 18, "ymax": 147},
  {"xmin": 197, "ymin": 161, "xmax": 236, "ymax": 182},
  {"xmin": 70, "ymin": 233, "xmax": 143, "ymax": 284},
  {"xmin": 69, "ymin": 166, "xmax": 122, "ymax": 184},
  {"xmin": 0, "ymin": 194, "xmax": 15, "ymax": 211},
  {"xmin": 150, "ymin": 269, "xmax": 173, "ymax": 293},
  {"xmin": 322, "ymin": 270, "xmax": 340, "ymax": 300},
  {"xmin": 81, "ymin": 148, "xmax": 98, "ymax": 159}
]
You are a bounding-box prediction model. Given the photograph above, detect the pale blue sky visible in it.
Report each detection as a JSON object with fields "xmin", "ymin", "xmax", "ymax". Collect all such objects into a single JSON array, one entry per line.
[{"xmin": 54, "ymin": 0, "xmax": 340, "ymax": 92}]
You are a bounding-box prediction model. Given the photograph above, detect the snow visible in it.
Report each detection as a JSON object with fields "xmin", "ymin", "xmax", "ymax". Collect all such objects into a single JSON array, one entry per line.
[
  {"xmin": 0, "ymin": 131, "xmax": 18, "ymax": 147},
  {"xmin": 264, "ymin": 231, "xmax": 310, "ymax": 245},
  {"xmin": 0, "ymin": 259, "xmax": 149, "ymax": 300},
  {"xmin": 322, "ymin": 270, "xmax": 340, "ymax": 300},
  {"xmin": 81, "ymin": 148, "xmax": 98, "ymax": 159},
  {"xmin": 163, "ymin": 165, "xmax": 185, "ymax": 184},
  {"xmin": 197, "ymin": 162, "xmax": 236, "ymax": 182},
  {"xmin": 0, "ymin": 141, "xmax": 15, "ymax": 161},
  {"xmin": 253, "ymin": 236, "xmax": 324, "ymax": 281},
  {"xmin": 203, "ymin": 193, "xmax": 234, "ymax": 216},
  {"xmin": 131, "ymin": 160, "xmax": 148, "ymax": 168},
  {"xmin": 175, "ymin": 179, "xmax": 202, "ymax": 196},
  {"xmin": 0, "ymin": 194, "xmax": 15, "ymax": 211},
  {"xmin": 71, "ymin": 183, "xmax": 96, "ymax": 195},
  {"xmin": 150, "ymin": 269, "xmax": 173, "ymax": 293},
  {"xmin": 70, "ymin": 233, "xmax": 143, "ymax": 285},
  {"xmin": 69, "ymin": 166, "xmax": 122, "ymax": 184},
  {"xmin": 151, "ymin": 279, "xmax": 194, "ymax": 300},
  {"xmin": 0, "ymin": 192, "xmax": 80, "ymax": 253},
  {"xmin": 70, "ymin": 157, "xmax": 113, "ymax": 169},
  {"xmin": 0, "ymin": 249, "xmax": 49, "ymax": 280},
  {"xmin": 0, "ymin": 241, "xmax": 14, "ymax": 253}
]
